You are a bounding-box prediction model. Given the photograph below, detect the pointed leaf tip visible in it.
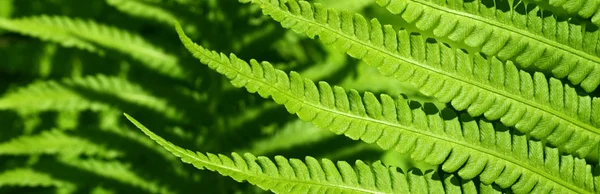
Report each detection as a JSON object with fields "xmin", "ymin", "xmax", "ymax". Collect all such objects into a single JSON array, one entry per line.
[{"xmin": 123, "ymin": 113, "xmax": 151, "ymax": 135}]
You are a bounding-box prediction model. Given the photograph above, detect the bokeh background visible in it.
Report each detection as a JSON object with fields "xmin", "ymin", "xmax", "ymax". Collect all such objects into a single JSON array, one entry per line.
[{"xmin": 0, "ymin": 0, "xmax": 438, "ymax": 193}]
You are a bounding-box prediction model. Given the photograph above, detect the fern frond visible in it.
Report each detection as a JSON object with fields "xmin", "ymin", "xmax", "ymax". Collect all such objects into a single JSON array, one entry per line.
[
  {"xmin": 106, "ymin": 0, "xmax": 178, "ymax": 25},
  {"xmin": 0, "ymin": 15, "xmax": 183, "ymax": 79},
  {"xmin": 0, "ymin": 168, "xmax": 75, "ymax": 192},
  {"xmin": 175, "ymin": 24, "xmax": 596, "ymax": 193},
  {"xmin": 245, "ymin": 0, "xmax": 600, "ymax": 158},
  {"xmin": 58, "ymin": 157, "xmax": 173, "ymax": 194},
  {"xmin": 0, "ymin": 74, "xmax": 182, "ymax": 120},
  {"xmin": 0, "ymin": 130, "xmax": 122, "ymax": 158},
  {"xmin": 125, "ymin": 113, "xmax": 506, "ymax": 194},
  {"xmin": 527, "ymin": 0, "xmax": 600, "ymax": 26},
  {"xmin": 376, "ymin": 0, "xmax": 600, "ymax": 93}
]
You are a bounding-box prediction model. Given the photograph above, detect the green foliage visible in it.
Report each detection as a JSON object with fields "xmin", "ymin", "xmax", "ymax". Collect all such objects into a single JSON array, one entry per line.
[
  {"xmin": 0, "ymin": 0, "xmax": 409, "ymax": 193},
  {"xmin": 174, "ymin": 23, "xmax": 595, "ymax": 193},
  {"xmin": 1, "ymin": 0, "xmax": 600, "ymax": 193}
]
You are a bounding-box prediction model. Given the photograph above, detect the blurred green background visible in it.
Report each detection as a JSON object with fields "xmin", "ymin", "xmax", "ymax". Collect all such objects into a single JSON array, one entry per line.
[{"xmin": 0, "ymin": 0, "xmax": 437, "ymax": 193}]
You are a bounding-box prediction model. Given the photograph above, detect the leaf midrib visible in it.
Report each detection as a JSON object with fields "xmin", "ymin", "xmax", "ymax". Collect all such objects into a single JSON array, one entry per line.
[
  {"xmin": 409, "ymin": 0, "xmax": 600, "ymax": 70},
  {"xmin": 191, "ymin": 38, "xmax": 587, "ymax": 194}
]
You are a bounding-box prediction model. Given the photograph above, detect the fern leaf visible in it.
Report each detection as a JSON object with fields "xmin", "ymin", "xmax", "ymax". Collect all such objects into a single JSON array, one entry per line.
[
  {"xmin": 0, "ymin": 130, "xmax": 122, "ymax": 158},
  {"xmin": 527, "ymin": 0, "xmax": 600, "ymax": 26},
  {"xmin": 376, "ymin": 0, "xmax": 600, "ymax": 93},
  {"xmin": 0, "ymin": 168, "xmax": 75, "ymax": 192},
  {"xmin": 125, "ymin": 113, "xmax": 506, "ymax": 194},
  {"xmin": 0, "ymin": 15, "xmax": 183, "ymax": 79},
  {"xmin": 106, "ymin": 0, "xmax": 178, "ymax": 25},
  {"xmin": 175, "ymin": 24, "xmax": 596, "ymax": 193},
  {"xmin": 245, "ymin": 0, "xmax": 600, "ymax": 159},
  {"xmin": 0, "ymin": 74, "xmax": 182, "ymax": 120}
]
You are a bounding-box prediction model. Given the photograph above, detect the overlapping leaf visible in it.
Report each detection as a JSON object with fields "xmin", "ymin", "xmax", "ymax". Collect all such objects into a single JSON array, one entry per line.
[
  {"xmin": 175, "ymin": 23, "xmax": 597, "ymax": 193},
  {"xmin": 243, "ymin": 0, "xmax": 600, "ymax": 159},
  {"xmin": 376, "ymin": 0, "xmax": 600, "ymax": 93}
]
